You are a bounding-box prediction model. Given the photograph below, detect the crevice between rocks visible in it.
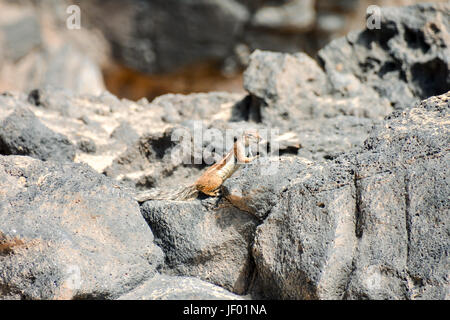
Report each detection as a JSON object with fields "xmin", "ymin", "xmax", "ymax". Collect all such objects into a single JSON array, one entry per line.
[
  {"xmin": 354, "ymin": 169, "xmax": 364, "ymax": 239},
  {"xmin": 404, "ymin": 173, "xmax": 412, "ymax": 268}
]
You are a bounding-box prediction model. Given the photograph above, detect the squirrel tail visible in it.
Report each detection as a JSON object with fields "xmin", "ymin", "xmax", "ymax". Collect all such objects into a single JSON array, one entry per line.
[
  {"xmin": 173, "ymin": 184, "xmax": 199, "ymax": 201},
  {"xmin": 134, "ymin": 184, "xmax": 198, "ymax": 203}
]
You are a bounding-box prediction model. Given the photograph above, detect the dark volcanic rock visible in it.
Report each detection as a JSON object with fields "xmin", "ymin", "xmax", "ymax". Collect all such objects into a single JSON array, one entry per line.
[
  {"xmin": 0, "ymin": 155, "xmax": 163, "ymax": 300},
  {"xmin": 242, "ymin": 3, "xmax": 450, "ymax": 162},
  {"xmin": 243, "ymin": 50, "xmax": 329, "ymax": 126},
  {"xmin": 222, "ymin": 156, "xmax": 313, "ymax": 220},
  {"xmin": 249, "ymin": 92, "xmax": 449, "ymax": 299},
  {"xmin": 141, "ymin": 198, "xmax": 259, "ymax": 295},
  {"xmin": 345, "ymin": 92, "xmax": 450, "ymax": 300},
  {"xmin": 154, "ymin": 92, "xmax": 244, "ymax": 123},
  {"xmin": 118, "ymin": 274, "xmax": 243, "ymax": 300},
  {"xmin": 0, "ymin": 2, "xmax": 448, "ymax": 301},
  {"xmin": 0, "ymin": 88, "xmax": 168, "ymax": 175},
  {"xmin": 318, "ymin": 2, "xmax": 450, "ymax": 109},
  {"xmin": 0, "ymin": 107, "xmax": 76, "ymax": 162},
  {"xmin": 243, "ymin": 49, "xmax": 392, "ymax": 160},
  {"xmin": 251, "ymin": 159, "xmax": 357, "ymax": 299}
]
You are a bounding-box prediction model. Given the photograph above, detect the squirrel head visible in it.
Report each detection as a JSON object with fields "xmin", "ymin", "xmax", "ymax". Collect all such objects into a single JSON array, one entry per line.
[{"xmin": 242, "ymin": 129, "xmax": 261, "ymax": 146}]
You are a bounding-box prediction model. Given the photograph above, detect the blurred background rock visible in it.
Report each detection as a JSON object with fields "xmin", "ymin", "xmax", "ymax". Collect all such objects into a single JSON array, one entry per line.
[{"xmin": 0, "ymin": 0, "xmax": 445, "ymax": 100}]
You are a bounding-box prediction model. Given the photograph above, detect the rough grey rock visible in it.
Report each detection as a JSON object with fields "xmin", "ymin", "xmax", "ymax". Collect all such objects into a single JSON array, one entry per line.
[
  {"xmin": 103, "ymin": 127, "xmax": 199, "ymax": 191},
  {"xmin": 345, "ymin": 92, "xmax": 450, "ymax": 300},
  {"xmin": 0, "ymin": 88, "xmax": 167, "ymax": 175},
  {"xmin": 294, "ymin": 116, "xmax": 378, "ymax": 161},
  {"xmin": 222, "ymin": 156, "xmax": 313, "ymax": 220},
  {"xmin": 141, "ymin": 198, "xmax": 259, "ymax": 295},
  {"xmin": 0, "ymin": 2, "xmax": 447, "ymax": 301},
  {"xmin": 243, "ymin": 49, "xmax": 392, "ymax": 160},
  {"xmin": 0, "ymin": 106, "xmax": 76, "ymax": 162},
  {"xmin": 243, "ymin": 50, "xmax": 329, "ymax": 125},
  {"xmin": 118, "ymin": 274, "xmax": 243, "ymax": 300},
  {"xmin": 242, "ymin": 1, "xmax": 450, "ymax": 161},
  {"xmin": 250, "ymin": 92, "xmax": 449, "ymax": 299},
  {"xmin": 2, "ymin": 88, "xmax": 285, "ymax": 191},
  {"xmin": 155, "ymin": 92, "xmax": 244, "ymax": 124},
  {"xmin": 242, "ymin": 49, "xmax": 394, "ymax": 125},
  {"xmin": 100, "ymin": 91, "xmax": 300, "ymax": 189},
  {"xmin": 243, "ymin": 3, "xmax": 450, "ymax": 160},
  {"xmin": 251, "ymin": 159, "xmax": 357, "ymax": 299},
  {"xmin": 318, "ymin": 2, "xmax": 450, "ymax": 109},
  {"xmin": 0, "ymin": 155, "xmax": 163, "ymax": 300}
]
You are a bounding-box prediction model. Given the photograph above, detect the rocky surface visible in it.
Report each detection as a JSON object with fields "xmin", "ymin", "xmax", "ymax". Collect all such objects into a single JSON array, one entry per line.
[
  {"xmin": 344, "ymin": 94, "xmax": 449, "ymax": 300},
  {"xmin": 242, "ymin": 2, "xmax": 449, "ymax": 160},
  {"xmin": 0, "ymin": 3, "xmax": 448, "ymax": 300},
  {"xmin": 141, "ymin": 198, "xmax": 258, "ymax": 295},
  {"xmin": 242, "ymin": 50, "xmax": 392, "ymax": 160},
  {"xmin": 0, "ymin": 105, "xmax": 76, "ymax": 162},
  {"xmin": 1, "ymin": 0, "xmax": 446, "ymax": 100},
  {"xmin": 318, "ymin": 2, "xmax": 450, "ymax": 109},
  {"xmin": 250, "ymin": 92, "xmax": 449, "ymax": 299},
  {"xmin": 119, "ymin": 274, "xmax": 244, "ymax": 300},
  {"xmin": 0, "ymin": 155, "xmax": 163, "ymax": 299},
  {"xmin": 222, "ymin": 157, "xmax": 313, "ymax": 220}
]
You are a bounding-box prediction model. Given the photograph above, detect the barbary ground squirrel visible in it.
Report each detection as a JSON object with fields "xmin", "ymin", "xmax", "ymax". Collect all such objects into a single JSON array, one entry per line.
[{"xmin": 134, "ymin": 130, "xmax": 261, "ymax": 202}]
